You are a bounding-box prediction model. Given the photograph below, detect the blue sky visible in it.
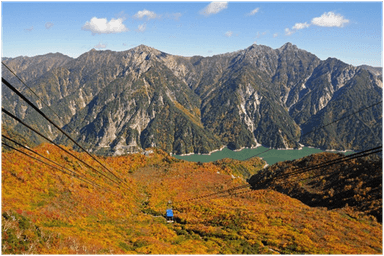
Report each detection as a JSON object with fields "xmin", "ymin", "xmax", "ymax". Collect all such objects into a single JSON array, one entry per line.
[{"xmin": 2, "ymin": 1, "xmax": 382, "ymax": 67}]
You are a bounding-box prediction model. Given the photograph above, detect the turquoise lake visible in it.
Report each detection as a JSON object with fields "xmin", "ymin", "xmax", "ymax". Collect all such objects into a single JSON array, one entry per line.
[{"xmin": 173, "ymin": 146, "xmax": 353, "ymax": 166}]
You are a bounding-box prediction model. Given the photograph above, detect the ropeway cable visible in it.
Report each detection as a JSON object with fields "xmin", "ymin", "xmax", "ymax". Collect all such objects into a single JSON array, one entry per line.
[
  {"xmin": 2, "ymin": 77, "xmax": 128, "ymax": 188},
  {"xmin": 282, "ymin": 148, "xmax": 382, "ymax": 185},
  {"xmin": 244, "ymin": 100, "xmax": 382, "ymax": 161},
  {"xmin": 2, "ymin": 63, "xmax": 119, "ymax": 178},
  {"xmin": 187, "ymin": 147, "xmax": 382, "ymax": 203},
  {"xmin": 270, "ymin": 146, "xmax": 382, "ymax": 181},
  {"xmin": 2, "ymin": 107, "xmax": 126, "ymax": 189},
  {"xmin": 2, "ymin": 134, "xmax": 102, "ymax": 188},
  {"xmin": 2, "ymin": 62, "xmax": 66, "ymax": 126},
  {"xmin": 2, "ymin": 142, "xmax": 122, "ymax": 197},
  {"xmin": 178, "ymin": 146, "xmax": 382, "ymax": 203},
  {"xmin": 3, "ymin": 142, "xmax": 101, "ymax": 189}
]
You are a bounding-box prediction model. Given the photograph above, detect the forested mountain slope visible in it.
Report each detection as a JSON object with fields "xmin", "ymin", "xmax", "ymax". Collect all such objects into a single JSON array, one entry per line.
[
  {"xmin": 249, "ymin": 152, "xmax": 382, "ymax": 222},
  {"xmin": 2, "ymin": 43, "xmax": 382, "ymax": 155}
]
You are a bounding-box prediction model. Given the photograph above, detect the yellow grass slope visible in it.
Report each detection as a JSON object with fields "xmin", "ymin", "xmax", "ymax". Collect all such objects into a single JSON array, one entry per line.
[{"xmin": 2, "ymin": 143, "xmax": 382, "ymax": 254}]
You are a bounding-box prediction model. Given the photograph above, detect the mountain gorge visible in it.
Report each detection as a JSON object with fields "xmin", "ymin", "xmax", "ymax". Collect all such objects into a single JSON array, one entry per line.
[{"xmin": 2, "ymin": 43, "xmax": 382, "ymax": 155}]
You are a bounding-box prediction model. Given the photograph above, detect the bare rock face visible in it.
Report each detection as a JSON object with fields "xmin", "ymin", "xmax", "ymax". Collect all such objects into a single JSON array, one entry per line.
[
  {"xmin": 2, "ymin": 43, "xmax": 382, "ymax": 155},
  {"xmin": 359, "ymin": 64, "xmax": 383, "ymax": 76}
]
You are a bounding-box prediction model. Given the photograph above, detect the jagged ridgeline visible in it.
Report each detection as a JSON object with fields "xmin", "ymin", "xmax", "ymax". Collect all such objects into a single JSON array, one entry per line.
[{"xmin": 2, "ymin": 43, "xmax": 382, "ymax": 155}]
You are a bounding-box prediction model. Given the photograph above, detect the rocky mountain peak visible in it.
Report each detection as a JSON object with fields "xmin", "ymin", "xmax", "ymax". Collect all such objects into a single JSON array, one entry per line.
[
  {"xmin": 358, "ymin": 65, "xmax": 383, "ymax": 76},
  {"xmin": 2, "ymin": 43, "xmax": 381, "ymax": 156},
  {"xmin": 77, "ymin": 48, "xmax": 106, "ymax": 59},
  {"xmin": 321, "ymin": 57, "xmax": 350, "ymax": 71},
  {"xmin": 131, "ymin": 44, "xmax": 164, "ymax": 56},
  {"xmin": 246, "ymin": 43, "xmax": 271, "ymax": 52},
  {"xmin": 324, "ymin": 57, "xmax": 342, "ymax": 63},
  {"xmin": 279, "ymin": 42, "xmax": 298, "ymax": 52}
]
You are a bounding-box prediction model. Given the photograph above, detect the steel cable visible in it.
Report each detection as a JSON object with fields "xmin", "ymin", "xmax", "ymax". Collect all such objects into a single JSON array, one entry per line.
[
  {"xmin": 271, "ymin": 146, "xmax": 382, "ymax": 181},
  {"xmin": 2, "ymin": 77, "xmax": 128, "ymax": 188},
  {"xmin": 2, "ymin": 142, "xmax": 123, "ymax": 197},
  {"xmin": 3, "ymin": 142, "xmax": 101, "ymax": 189},
  {"xmin": 2, "ymin": 62, "xmax": 67, "ymax": 128},
  {"xmin": 2, "ymin": 107, "xmax": 126, "ymax": 189},
  {"xmin": 2, "ymin": 134, "xmax": 103, "ymax": 189},
  {"xmin": 178, "ymin": 146, "xmax": 382, "ymax": 203},
  {"xmin": 244, "ymin": 100, "xmax": 382, "ymax": 161}
]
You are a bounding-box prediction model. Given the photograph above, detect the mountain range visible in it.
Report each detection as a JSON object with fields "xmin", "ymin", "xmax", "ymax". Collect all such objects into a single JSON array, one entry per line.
[{"xmin": 2, "ymin": 43, "xmax": 382, "ymax": 155}]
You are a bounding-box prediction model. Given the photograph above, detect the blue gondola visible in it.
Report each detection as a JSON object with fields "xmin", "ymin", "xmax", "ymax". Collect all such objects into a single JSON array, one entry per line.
[
  {"xmin": 166, "ymin": 200, "xmax": 174, "ymax": 223},
  {"xmin": 166, "ymin": 208, "xmax": 174, "ymax": 223}
]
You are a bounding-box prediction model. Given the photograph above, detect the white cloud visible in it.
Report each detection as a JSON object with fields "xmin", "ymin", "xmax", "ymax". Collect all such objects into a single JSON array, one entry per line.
[
  {"xmin": 311, "ymin": 11, "xmax": 349, "ymax": 27},
  {"xmin": 273, "ymin": 33, "xmax": 278, "ymax": 38},
  {"xmin": 285, "ymin": 28, "xmax": 295, "ymax": 36},
  {"xmin": 292, "ymin": 22, "xmax": 310, "ymax": 30},
  {"xmin": 24, "ymin": 26, "xmax": 34, "ymax": 32},
  {"xmin": 45, "ymin": 22, "xmax": 54, "ymax": 29},
  {"xmin": 82, "ymin": 17, "xmax": 129, "ymax": 35},
  {"xmin": 247, "ymin": 7, "xmax": 260, "ymax": 16},
  {"xmin": 224, "ymin": 31, "xmax": 233, "ymax": 37},
  {"xmin": 137, "ymin": 23, "xmax": 147, "ymax": 32},
  {"xmin": 134, "ymin": 9, "xmax": 157, "ymax": 20},
  {"xmin": 285, "ymin": 22, "xmax": 310, "ymax": 36},
  {"xmin": 200, "ymin": 2, "xmax": 228, "ymax": 16},
  {"xmin": 284, "ymin": 11, "xmax": 349, "ymax": 37},
  {"xmin": 94, "ymin": 42, "xmax": 106, "ymax": 49}
]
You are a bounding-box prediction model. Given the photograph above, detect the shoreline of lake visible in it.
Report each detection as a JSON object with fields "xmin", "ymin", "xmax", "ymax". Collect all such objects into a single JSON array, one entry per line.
[{"xmin": 172, "ymin": 145, "xmax": 354, "ymax": 166}]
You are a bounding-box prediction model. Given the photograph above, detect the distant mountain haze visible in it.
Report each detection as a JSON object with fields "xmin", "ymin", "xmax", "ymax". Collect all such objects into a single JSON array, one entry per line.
[{"xmin": 2, "ymin": 43, "xmax": 382, "ymax": 156}]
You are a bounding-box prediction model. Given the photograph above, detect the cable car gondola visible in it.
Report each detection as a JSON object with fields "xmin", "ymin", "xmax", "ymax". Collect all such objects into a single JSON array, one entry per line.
[
  {"xmin": 166, "ymin": 208, "xmax": 174, "ymax": 223},
  {"xmin": 166, "ymin": 200, "xmax": 174, "ymax": 223}
]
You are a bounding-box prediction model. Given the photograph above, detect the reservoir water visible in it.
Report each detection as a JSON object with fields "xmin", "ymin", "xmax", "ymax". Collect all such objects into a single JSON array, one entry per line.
[{"xmin": 173, "ymin": 146, "xmax": 353, "ymax": 166}]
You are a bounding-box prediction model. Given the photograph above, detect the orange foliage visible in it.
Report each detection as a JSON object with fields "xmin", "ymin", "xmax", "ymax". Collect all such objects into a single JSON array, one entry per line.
[{"xmin": 2, "ymin": 144, "xmax": 382, "ymax": 254}]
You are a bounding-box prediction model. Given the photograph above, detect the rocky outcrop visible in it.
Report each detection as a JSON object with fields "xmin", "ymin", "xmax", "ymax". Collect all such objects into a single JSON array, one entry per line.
[{"xmin": 2, "ymin": 43, "xmax": 382, "ymax": 155}]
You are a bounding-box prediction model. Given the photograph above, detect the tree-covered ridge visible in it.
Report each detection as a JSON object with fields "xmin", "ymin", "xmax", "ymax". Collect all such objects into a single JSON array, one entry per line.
[
  {"xmin": 249, "ymin": 152, "xmax": 382, "ymax": 222},
  {"xmin": 2, "ymin": 144, "xmax": 382, "ymax": 254}
]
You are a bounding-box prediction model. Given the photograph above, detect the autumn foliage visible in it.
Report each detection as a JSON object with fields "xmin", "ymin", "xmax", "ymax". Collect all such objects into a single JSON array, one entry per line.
[
  {"xmin": 2, "ymin": 143, "xmax": 382, "ymax": 254},
  {"xmin": 249, "ymin": 152, "xmax": 382, "ymax": 222}
]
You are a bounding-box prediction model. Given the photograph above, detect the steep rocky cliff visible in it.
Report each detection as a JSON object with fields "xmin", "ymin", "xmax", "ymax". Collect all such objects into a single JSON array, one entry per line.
[{"xmin": 2, "ymin": 43, "xmax": 382, "ymax": 155}]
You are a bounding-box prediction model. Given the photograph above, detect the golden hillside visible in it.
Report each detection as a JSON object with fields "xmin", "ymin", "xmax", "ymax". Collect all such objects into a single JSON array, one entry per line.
[
  {"xmin": 249, "ymin": 152, "xmax": 382, "ymax": 222},
  {"xmin": 2, "ymin": 144, "xmax": 382, "ymax": 254}
]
